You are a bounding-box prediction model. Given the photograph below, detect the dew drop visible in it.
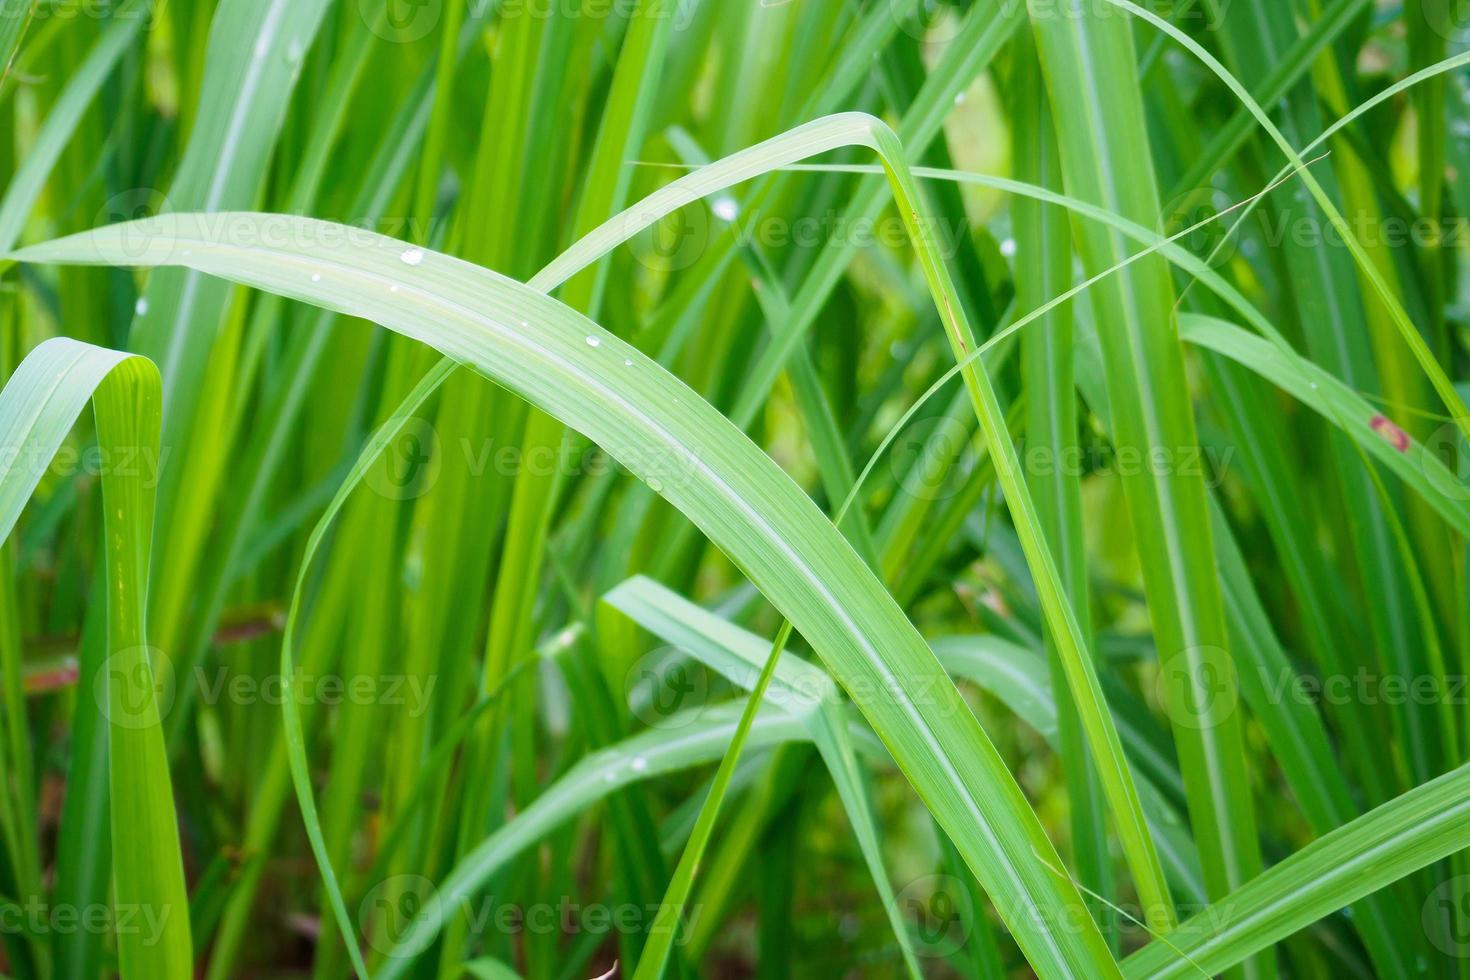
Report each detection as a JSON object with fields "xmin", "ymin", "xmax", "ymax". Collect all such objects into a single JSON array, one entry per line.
[
  {"xmin": 630, "ymin": 757, "xmax": 648, "ymax": 772},
  {"xmin": 712, "ymin": 197, "xmax": 739, "ymax": 222},
  {"xmin": 310, "ymin": 273, "xmax": 321, "ymax": 283},
  {"xmin": 586, "ymin": 335, "xmax": 601, "ymax": 348},
  {"xmin": 954, "ymin": 91, "xmax": 967, "ymax": 105},
  {"xmin": 400, "ymin": 247, "xmax": 425, "ymax": 266},
  {"xmin": 624, "ymin": 358, "xmax": 633, "ymax": 367},
  {"xmin": 390, "ymin": 284, "xmax": 400, "ymax": 293},
  {"xmin": 286, "ymin": 39, "xmax": 304, "ymax": 65},
  {"xmin": 999, "ymin": 238, "xmax": 1017, "ymax": 258},
  {"xmin": 647, "ymin": 477, "xmax": 664, "ymax": 493},
  {"xmin": 134, "ymin": 298, "xmax": 149, "ymax": 317}
]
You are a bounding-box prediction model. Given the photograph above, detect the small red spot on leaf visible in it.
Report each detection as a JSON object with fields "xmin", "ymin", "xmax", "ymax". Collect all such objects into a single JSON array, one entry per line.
[{"xmin": 1370, "ymin": 414, "xmax": 1410, "ymax": 452}]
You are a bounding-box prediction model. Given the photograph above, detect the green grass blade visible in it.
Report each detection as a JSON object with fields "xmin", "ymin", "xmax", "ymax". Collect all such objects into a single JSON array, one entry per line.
[
  {"xmin": 1012, "ymin": 30, "xmax": 1113, "ymax": 940},
  {"xmin": 12, "ymin": 211, "xmax": 1121, "ymax": 976},
  {"xmin": 0, "ymin": 339, "xmax": 192, "ymax": 979},
  {"xmin": 376, "ymin": 701, "xmax": 817, "ymax": 977},
  {"xmin": 548, "ymin": 112, "xmax": 1174, "ymax": 931},
  {"xmin": 0, "ymin": 0, "xmax": 34, "ymax": 89},
  {"xmin": 604, "ymin": 575, "xmax": 923, "ymax": 977},
  {"xmin": 1028, "ymin": 3, "xmax": 1264, "ymax": 941},
  {"xmin": 1163, "ymin": 0, "xmax": 1369, "ymax": 201},
  {"xmin": 1123, "ymin": 765, "xmax": 1470, "ymax": 978},
  {"xmin": 0, "ymin": 3, "xmax": 144, "ymax": 254},
  {"xmin": 1181, "ymin": 314, "xmax": 1470, "ymax": 536},
  {"xmin": 1106, "ymin": 0, "xmax": 1470, "ymax": 441}
]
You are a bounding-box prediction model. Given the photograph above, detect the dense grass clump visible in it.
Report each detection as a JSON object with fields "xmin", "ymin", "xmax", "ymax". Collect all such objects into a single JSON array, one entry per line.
[{"xmin": 1, "ymin": 0, "xmax": 1469, "ymax": 977}]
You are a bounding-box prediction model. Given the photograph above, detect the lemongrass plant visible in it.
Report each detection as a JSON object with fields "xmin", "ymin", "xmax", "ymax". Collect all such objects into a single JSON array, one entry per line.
[{"xmin": 0, "ymin": 1, "xmax": 1468, "ymax": 978}]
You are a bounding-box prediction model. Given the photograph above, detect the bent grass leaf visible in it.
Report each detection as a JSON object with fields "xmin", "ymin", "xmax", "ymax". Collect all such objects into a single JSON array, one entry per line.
[
  {"xmin": 0, "ymin": 339, "xmax": 192, "ymax": 980},
  {"xmin": 1124, "ymin": 764, "xmax": 1470, "ymax": 978},
  {"xmin": 604, "ymin": 575, "xmax": 923, "ymax": 978},
  {"xmin": 10, "ymin": 211, "xmax": 1120, "ymax": 977}
]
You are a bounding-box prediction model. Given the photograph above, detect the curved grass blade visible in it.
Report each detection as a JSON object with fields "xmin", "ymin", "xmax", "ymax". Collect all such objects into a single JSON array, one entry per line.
[
  {"xmin": 1163, "ymin": 0, "xmax": 1369, "ymax": 201},
  {"xmin": 604, "ymin": 576, "xmax": 923, "ymax": 978},
  {"xmin": 760, "ymin": 159, "xmax": 1470, "ymax": 539},
  {"xmin": 0, "ymin": 339, "xmax": 192, "ymax": 980},
  {"xmin": 11, "ymin": 212, "xmax": 1122, "ymax": 976},
  {"xmin": 542, "ymin": 111, "xmax": 1173, "ymax": 931},
  {"xmin": 1104, "ymin": 0, "xmax": 1470, "ymax": 441},
  {"xmin": 1028, "ymin": 4, "xmax": 1265, "ymax": 939},
  {"xmin": 1181, "ymin": 315, "xmax": 1470, "ymax": 535},
  {"xmin": 373, "ymin": 702, "xmax": 817, "ymax": 978},
  {"xmin": 1123, "ymin": 765, "xmax": 1470, "ymax": 978}
]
